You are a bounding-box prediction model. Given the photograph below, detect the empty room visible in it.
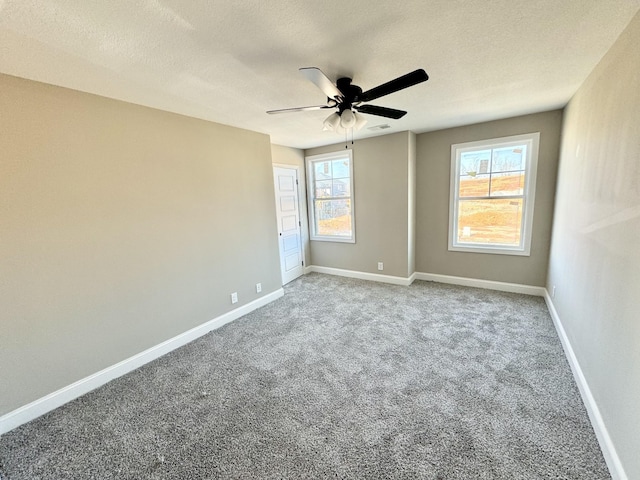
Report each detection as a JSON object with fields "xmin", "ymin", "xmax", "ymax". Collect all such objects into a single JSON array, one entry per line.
[{"xmin": 1, "ymin": 1, "xmax": 639, "ymax": 479}]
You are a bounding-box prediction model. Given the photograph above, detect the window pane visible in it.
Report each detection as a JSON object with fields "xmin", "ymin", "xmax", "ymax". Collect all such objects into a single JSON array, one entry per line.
[
  {"xmin": 314, "ymin": 161, "xmax": 332, "ymax": 180},
  {"xmin": 460, "ymin": 149, "xmax": 491, "ymax": 176},
  {"xmin": 331, "ymin": 158, "xmax": 350, "ymax": 179},
  {"xmin": 332, "ymin": 178, "xmax": 350, "ymax": 197},
  {"xmin": 491, "ymin": 145, "xmax": 526, "ymax": 173},
  {"xmin": 457, "ymin": 198, "xmax": 523, "ymax": 246},
  {"xmin": 314, "ymin": 199, "xmax": 352, "ymax": 237},
  {"xmin": 314, "ymin": 180, "xmax": 332, "ymax": 198},
  {"xmin": 459, "ymin": 173, "xmax": 490, "ymax": 197},
  {"xmin": 490, "ymin": 171, "xmax": 525, "ymax": 197}
]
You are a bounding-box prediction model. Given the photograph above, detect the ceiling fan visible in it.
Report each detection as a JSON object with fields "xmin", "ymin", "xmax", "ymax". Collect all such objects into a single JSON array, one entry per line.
[{"xmin": 267, "ymin": 67, "xmax": 429, "ymax": 132}]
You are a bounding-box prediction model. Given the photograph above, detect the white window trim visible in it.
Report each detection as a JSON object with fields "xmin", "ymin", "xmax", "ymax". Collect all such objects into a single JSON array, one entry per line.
[
  {"xmin": 306, "ymin": 150, "xmax": 356, "ymax": 243},
  {"xmin": 448, "ymin": 132, "xmax": 540, "ymax": 256}
]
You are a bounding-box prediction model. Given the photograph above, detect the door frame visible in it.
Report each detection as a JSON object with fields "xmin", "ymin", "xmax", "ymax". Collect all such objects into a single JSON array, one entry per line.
[{"xmin": 273, "ymin": 163, "xmax": 307, "ymax": 284}]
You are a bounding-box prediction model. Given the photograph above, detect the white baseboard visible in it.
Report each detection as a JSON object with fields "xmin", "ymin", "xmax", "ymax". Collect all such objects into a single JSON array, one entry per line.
[
  {"xmin": 308, "ymin": 265, "xmax": 415, "ymax": 286},
  {"xmin": 0, "ymin": 289, "xmax": 284, "ymax": 436},
  {"xmin": 305, "ymin": 267, "xmax": 543, "ymax": 294},
  {"xmin": 414, "ymin": 272, "xmax": 545, "ymax": 296},
  {"xmin": 544, "ymin": 292, "xmax": 627, "ymax": 480}
]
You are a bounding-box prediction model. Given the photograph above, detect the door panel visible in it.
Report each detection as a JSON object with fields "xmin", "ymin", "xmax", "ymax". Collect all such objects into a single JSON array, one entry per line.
[
  {"xmin": 283, "ymin": 235, "xmax": 298, "ymax": 252},
  {"xmin": 278, "ymin": 176, "xmax": 295, "ymax": 191},
  {"xmin": 284, "ymin": 252, "xmax": 300, "ymax": 271},
  {"xmin": 281, "ymin": 215, "xmax": 297, "ymax": 231},
  {"xmin": 280, "ymin": 196, "xmax": 295, "ymax": 211}
]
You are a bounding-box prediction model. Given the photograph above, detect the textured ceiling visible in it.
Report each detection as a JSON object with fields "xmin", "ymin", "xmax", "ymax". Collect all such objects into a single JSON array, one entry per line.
[{"xmin": 1, "ymin": 1, "xmax": 639, "ymax": 149}]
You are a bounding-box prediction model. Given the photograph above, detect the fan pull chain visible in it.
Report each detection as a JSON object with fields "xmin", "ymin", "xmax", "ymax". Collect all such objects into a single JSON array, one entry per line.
[{"xmin": 343, "ymin": 128, "xmax": 356, "ymax": 149}]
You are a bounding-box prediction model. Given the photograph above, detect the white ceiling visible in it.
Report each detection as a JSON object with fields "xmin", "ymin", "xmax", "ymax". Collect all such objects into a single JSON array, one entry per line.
[{"xmin": 1, "ymin": 1, "xmax": 639, "ymax": 149}]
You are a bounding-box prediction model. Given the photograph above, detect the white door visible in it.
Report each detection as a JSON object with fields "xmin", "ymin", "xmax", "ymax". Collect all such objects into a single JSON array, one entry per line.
[{"xmin": 273, "ymin": 166, "xmax": 304, "ymax": 284}]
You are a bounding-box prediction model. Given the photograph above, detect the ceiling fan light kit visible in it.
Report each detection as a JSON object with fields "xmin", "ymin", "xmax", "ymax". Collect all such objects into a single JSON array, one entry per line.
[
  {"xmin": 339, "ymin": 108, "xmax": 356, "ymax": 128},
  {"xmin": 354, "ymin": 112, "xmax": 368, "ymax": 130},
  {"xmin": 267, "ymin": 67, "xmax": 429, "ymax": 135},
  {"xmin": 322, "ymin": 112, "xmax": 341, "ymax": 131},
  {"xmin": 322, "ymin": 109, "xmax": 367, "ymax": 133}
]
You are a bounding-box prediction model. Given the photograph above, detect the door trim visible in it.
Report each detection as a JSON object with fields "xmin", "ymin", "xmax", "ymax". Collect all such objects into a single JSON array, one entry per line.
[{"xmin": 273, "ymin": 163, "xmax": 306, "ymax": 285}]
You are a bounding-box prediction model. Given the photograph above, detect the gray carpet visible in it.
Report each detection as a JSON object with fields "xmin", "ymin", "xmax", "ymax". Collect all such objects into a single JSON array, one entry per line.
[{"xmin": 0, "ymin": 273, "xmax": 609, "ymax": 479}]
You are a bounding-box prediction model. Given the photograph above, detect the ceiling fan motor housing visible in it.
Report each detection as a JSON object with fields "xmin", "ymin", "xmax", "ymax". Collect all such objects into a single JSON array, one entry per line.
[{"xmin": 335, "ymin": 77, "xmax": 362, "ymax": 113}]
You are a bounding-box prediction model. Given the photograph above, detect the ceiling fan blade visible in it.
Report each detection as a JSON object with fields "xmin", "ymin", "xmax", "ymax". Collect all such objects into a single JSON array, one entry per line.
[
  {"xmin": 355, "ymin": 104, "xmax": 407, "ymax": 119},
  {"xmin": 356, "ymin": 69, "xmax": 429, "ymax": 103},
  {"xmin": 299, "ymin": 67, "xmax": 344, "ymax": 100},
  {"xmin": 267, "ymin": 105, "xmax": 334, "ymax": 114}
]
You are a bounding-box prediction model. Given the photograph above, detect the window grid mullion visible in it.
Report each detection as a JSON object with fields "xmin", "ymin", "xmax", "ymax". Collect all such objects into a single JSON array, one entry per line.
[
  {"xmin": 457, "ymin": 194, "xmax": 525, "ymax": 201},
  {"xmin": 314, "ymin": 196, "xmax": 351, "ymax": 201},
  {"xmin": 488, "ymin": 148, "xmax": 494, "ymax": 197}
]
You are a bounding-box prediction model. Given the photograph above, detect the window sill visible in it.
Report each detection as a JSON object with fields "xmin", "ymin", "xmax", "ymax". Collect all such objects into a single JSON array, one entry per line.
[
  {"xmin": 448, "ymin": 244, "xmax": 531, "ymax": 256},
  {"xmin": 310, "ymin": 236, "xmax": 355, "ymax": 244}
]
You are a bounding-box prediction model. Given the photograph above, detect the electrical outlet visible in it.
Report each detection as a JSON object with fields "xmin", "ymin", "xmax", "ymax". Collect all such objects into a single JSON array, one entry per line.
[
  {"xmin": 377, "ymin": 262, "xmax": 384, "ymax": 271},
  {"xmin": 551, "ymin": 286, "xmax": 556, "ymax": 299},
  {"xmin": 256, "ymin": 283, "xmax": 262, "ymax": 293},
  {"xmin": 231, "ymin": 292, "xmax": 238, "ymax": 304}
]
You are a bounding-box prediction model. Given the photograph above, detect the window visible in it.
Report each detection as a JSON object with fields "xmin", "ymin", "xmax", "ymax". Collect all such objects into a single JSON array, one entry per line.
[
  {"xmin": 306, "ymin": 150, "xmax": 355, "ymax": 243},
  {"xmin": 449, "ymin": 132, "xmax": 539, "ymax": 255}
]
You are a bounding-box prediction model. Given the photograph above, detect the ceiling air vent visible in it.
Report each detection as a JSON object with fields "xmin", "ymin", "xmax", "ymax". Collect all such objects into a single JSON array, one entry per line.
[{"xmin": 368, "ymin": 124, "xmax": 391, "ymax": 131}]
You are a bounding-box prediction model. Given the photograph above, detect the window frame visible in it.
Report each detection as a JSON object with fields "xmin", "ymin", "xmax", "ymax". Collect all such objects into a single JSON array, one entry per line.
[
  {"xmin": 306, "ymin": 150, "xmax": 356, "ymax": 243},
  {"xmin": 448, "ymin": 132, "xmax": 540, "ymax": 256}
]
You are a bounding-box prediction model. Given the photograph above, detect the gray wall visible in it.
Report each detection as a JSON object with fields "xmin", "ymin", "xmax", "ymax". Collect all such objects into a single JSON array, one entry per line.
[
  {"xmin": 270, "ymin": 144, "xmax": 311, "ymax": 270},
  {"xmin": 305, "ymin": 132, "xmax": 413, "ymax": 278},
  {"xmin": 547, "ymin": 11, "xmax": 640, "ymax": 479},
  {"xmin": 0, "ymin": 74, "xmax": 282, "ymax": 416},
  {"xmin": 416, "ymin": 111, "xmax": 563, "ymax": 286}
]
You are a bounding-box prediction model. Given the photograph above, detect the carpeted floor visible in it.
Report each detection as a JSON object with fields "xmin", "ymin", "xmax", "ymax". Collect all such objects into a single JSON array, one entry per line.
[{"xmin": 0, "ymin": 274, "xmax": 609, "ymax": 479}]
